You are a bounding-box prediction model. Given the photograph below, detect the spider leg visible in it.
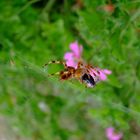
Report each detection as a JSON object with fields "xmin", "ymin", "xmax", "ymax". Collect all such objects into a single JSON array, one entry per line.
[
  {"xmin": 88, "ymin": 64, "xmax": 100, "ymax": 74},
  {"xmin": 86, "ymin": 64, "xmax": 100, "ymax": 76},
  {"xmin": 44, "ymin": 60, "xmax": 67, "ymax": 68},
  {"xmin": 48, "ymin": 71, "xmax": 60, "ymax": 77}
]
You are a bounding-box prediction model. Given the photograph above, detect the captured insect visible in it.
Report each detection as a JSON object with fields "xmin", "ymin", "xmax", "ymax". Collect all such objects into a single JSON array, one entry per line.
[{"xmin": 44, "ymin": 60, "xmax": 100, "ymax": 88}]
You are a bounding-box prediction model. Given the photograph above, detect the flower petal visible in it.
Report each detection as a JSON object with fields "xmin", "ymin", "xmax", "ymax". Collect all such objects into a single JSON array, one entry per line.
[
  {"xmin": 106, "ymin": 127, "xmax": 123, "ymax": 140},
  {"xmin": 64, "ymin": 52, "xmax": 77, "ymax": 68},
  {"xmin": 106, "ymin": 127, "xmax": 114, "ymax": 138},
  {"xmin": 70, "ymin": 41, "xmax": 83, "ymax": 58},
  {"xmin": 99, "ymin": 70, "xmax": 107, "ymax": 81},
  {"xmin": 66, "ymin": 60, "xmax": 77, "ymax": 68},
  {"xmin": 64, "ymin": 52, "xmax": 73, "ymax": 60},
  {"xmin": 103, "ymin": 69, "xmax": 112, "ymax": 74}
]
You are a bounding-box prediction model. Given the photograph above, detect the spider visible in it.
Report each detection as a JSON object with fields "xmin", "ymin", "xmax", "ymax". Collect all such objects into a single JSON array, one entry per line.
[{"xmin": 44, "ymin": 60, "xmax": 100, "ymax": 88}]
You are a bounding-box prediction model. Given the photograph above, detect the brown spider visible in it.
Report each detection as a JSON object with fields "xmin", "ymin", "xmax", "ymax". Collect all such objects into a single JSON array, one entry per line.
[{"xmin": 44, "ymin": 60, "xmax": 100, "ymax": 87}]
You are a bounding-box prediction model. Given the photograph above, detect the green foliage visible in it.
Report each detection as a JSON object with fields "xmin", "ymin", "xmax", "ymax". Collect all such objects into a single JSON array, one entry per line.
[{"xmin": 0, "ymin": 0, "xmax": 140, "ymax": 139}]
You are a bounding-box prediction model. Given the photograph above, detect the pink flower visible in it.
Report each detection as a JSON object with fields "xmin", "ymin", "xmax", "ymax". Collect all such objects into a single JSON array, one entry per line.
[
  {"xmin": 64, "ymin": 41, "xmax": 83, "ymax": 68},
  {"xmin": 106, "ymin": 127, "xmax": 123, "ymax": 140},
  {"xmin": 64, "ymin": 41, "xmax": 112, "ymax": 81},
  {"xmin": 90, "ymin": 68, "xmax": 112, "ymax": 81}
]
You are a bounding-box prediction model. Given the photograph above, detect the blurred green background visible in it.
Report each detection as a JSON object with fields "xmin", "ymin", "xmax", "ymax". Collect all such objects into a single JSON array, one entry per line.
[{"xmin": 0, "ymin": 0, "xmax": 140, "ymax": 139}]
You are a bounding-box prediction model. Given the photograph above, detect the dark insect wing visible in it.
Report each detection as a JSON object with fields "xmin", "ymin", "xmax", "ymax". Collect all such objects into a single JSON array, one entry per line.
[{"xmin": 82, "ymin": 73, "xmax": 96, "ymax": 87}]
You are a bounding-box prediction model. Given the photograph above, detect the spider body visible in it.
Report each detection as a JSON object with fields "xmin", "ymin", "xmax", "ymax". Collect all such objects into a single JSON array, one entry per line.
[
  {"xmin": 44, "ymin": 60, "xmax": 100, "ymax": 87},
  {"xmin": 60, "ymin": 66, "xmax": 75, "ymax": 80}
]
